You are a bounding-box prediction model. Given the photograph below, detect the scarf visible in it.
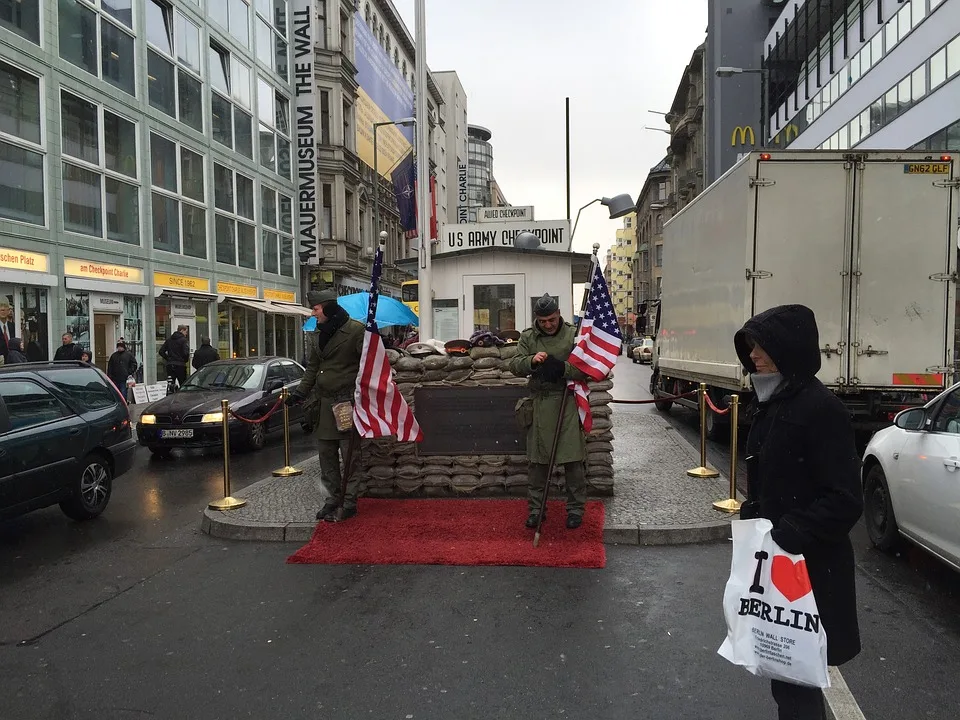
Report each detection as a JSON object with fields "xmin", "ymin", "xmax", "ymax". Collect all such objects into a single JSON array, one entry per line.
[
  {"xmin": 751, "ymin": 371, "xmax": 787, "ymax": 402},
  {"xmin": 314, "ymin": 304, "xmax": 350, "ymax": 352}
]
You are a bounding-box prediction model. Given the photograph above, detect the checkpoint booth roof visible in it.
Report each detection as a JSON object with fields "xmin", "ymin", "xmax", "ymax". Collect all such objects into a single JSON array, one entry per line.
[{"xmin": 397, "ymin": 219, "xmax": 592, "ymax": 343}]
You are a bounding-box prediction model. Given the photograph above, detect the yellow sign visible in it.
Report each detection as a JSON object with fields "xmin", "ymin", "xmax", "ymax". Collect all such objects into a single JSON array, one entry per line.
[
  {"xmin": 903, "ymin": 163, "xmax": 950, "ymax": 175},
  {"xmin": 264, "ymin": 288, "xmax": 296, "ymax": 303},
  {"xmin": 64, "ymin": 257, "xmax": 143, "ymax": 283},
  {"xmin": 154, "ymin": 271, "xmax": 211, "ymax": 293},
  {"xmin": 0, "ymin": 248, "xmax": 49, "ymax": 273},
  {"xmin": 217, "ymin": 281, "xmax": 258, "ymax": 298},
  {"xmin": 731, "ymin": 126, "xmax": 756, "ymax": 147}
]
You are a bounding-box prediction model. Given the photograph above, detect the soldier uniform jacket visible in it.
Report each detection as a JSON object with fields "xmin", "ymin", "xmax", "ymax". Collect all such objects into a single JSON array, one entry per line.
[
  {"xmin": 298, "ymin": 316, "xmax": 365, "ymax": 440},
  {"xmin": 508, "ymin": 321, "xmax": 589, "ymax": 464}
]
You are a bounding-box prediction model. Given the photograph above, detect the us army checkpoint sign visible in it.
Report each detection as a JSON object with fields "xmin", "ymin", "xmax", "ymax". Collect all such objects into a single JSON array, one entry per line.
[{"xmin": 437, "ymin": 219, "xmax": 571, "ymax": 254}]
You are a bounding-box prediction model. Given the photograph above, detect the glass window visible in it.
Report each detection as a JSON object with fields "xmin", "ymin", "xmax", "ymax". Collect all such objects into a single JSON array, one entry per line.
[
  {"xmin": 870, "ymin": 34, "xmax": 882, "ymax": 66},
  {"xmin": 275, "ymin": 36, "xmax": 288, "ymax": 80},
  {"xmin": 102, "ymin": 0, "xmax": 133, "ymax": 28},
  {"xmin": 473, "ymin": 284, "xmax": 515, "ymax": 333},
  {"xmin": 258, "ymin": 77, "xmax": 274, "ymax": 124},
  {"xmin": 262, "ymin": 230, "xmax": 278, "ymax": 273},
  {"xmin": 0, "ymin": 380, "xmax": 66, "ymax": 430},
  {"xmin": 214, "ymin": 164, "xmax": 234, "ymax": 211},
  {"xmin": 100, "ymin": 19, "xmax": 135, "ymax": 95},
  {"xmin": 179, "ymin": 147, "xmax": 204, "ymax": 202},
  {"xmin": 104, "ymin": 112, "xmax": 137, "ymax": 179},
  {"xmin": 181, "ymin": 203, "xmax": 206, "ymax": 258},
  {"xmin": 884, "ymin": 18, "xmax": 898, "ymax": 51},
  {"xmin": 150, "ymin": 134, "xmax": 177, "ymax": 191},
  {"xmin": 61, "ymin": 93, "xmax": 100, "ymax": 165},
  {"xmin": 229, "ymin": 0, "xmax": 249, "ymax": 46},
  {"xmin": 63, "ymin": 163, "xmax": 102, "ymax": 236},
  {"xmin": 884, "ymin": 87, "xmax": 898, "ymax": 122},
  {"xmin": 59, "ymin": 0, "xmax": 98, "ymax": 75},
  {"xmin": 210, "ymin": 43, "xmax": 230, "ymax": 94},
  {"xmin": 210, "ymin": 0, "xmax": 229, "ymax": 30},
  {"xmin": 238, "ymin": 223, "xmax": 256, "ymax": 269},
  {"xmin": 1, "ymin": 0, "xmax": 40, "ymax": 43},
  {"xmin": 216, "ymin": 215, "xmax": 236, "ymax": 265},
  {"xmin": 870, "ymin": 99, "xmax": 883, "ymax": 133},
  {"xmin": 275, "ymin": 93, "xmax": 289, "ymax": 135},
  {"xmin": 262, "ymin": 187, "xmax": 277, "ymax": 227},
  {"xmin": 912, "ymin": 66, "xmax": 927, "ymax": 103},
  {"xmin": 231, "ymin": 59, "xmax": 251, "ymax": 109},
  {"xmin": 279, "ymin": 194, "xmax": 292, "ymax": 233},
  {"xmin": 212, "ymin": 93, "xmax": 233, "ymax": 148},
  {"xmin": 146, "ymin": 0, "xmax": 173, "ymax": 54},
  {"xmin": 176, "ymin": 12, "xmax": 201, "ymax": 74},
  {"xmin": 913, "ymin": 0, "xmax": 926, "ymax": 26},
  {"xmin": 148, "ymin": 50, "xmax": 176, "ymax": 117},
  {"xmin": 0, "ymin": 63, "xmax": 41, "ymax": 145},
  {"xmin": 177, "ymin": 69, "xmax": 203, "ymax": 131},
  {"xmin": 931, "ymin": 47, "xmax": 947, "ymax": 90},
  {"xmin": 256, "ymin": 17, "xmax": 273, "ymax": 68},
  {"xmin": 151, "ymin": 192, "xmax": 179, "ymax": 253},
  {"xmin": 933, "ymin": 389, "xmax": 960, "ymax": 432},
  {"xmin": 259, "ymin": 125, "xmax": 275, "ymax": 171},
  {"xmin": 0, "ymin": 141, "xmax": 44, "ymax": 225},
  {"xmin": 949, "ymin": 37, "xmax": 960, "ymax": 78},
  {"xmin": 104, "ymin": 176, "xmax": 138, "ymax": 244},
  {"xmin": 849, "ymin": 52, "xmax": 861, "ymax": 85},
  {"xmin": 898, "ymin": 76, "xmax": 912, "ymax": 114},
  {"xmin": 279, "ymin": 236, "xmax": 293, "ymax": 277},
  {"xmin": 235, "ymin": 109, "xmax": 253, "ymax": 158},
  {"xmin": 897, "ymin": 4, "xmax": 911, "ymax": 42},
  {"xmin": 237, "ymin": 174, "xmax": 255, "ymax": 219}
]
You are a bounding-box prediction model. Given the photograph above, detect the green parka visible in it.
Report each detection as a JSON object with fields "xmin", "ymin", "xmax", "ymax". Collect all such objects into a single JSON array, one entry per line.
[
  {"xmin": 298, "ymin": 318, "xmax": 365, "ymax": 440},
  {"xmin": 508, "ymin": 320, "xmax": 588, "ymax": 464}
]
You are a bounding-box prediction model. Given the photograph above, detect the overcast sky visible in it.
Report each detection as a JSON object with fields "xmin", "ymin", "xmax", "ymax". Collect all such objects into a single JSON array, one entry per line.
[{"xmin": 393, "ymin": 0, "xmax": 708, "ymax": 260}]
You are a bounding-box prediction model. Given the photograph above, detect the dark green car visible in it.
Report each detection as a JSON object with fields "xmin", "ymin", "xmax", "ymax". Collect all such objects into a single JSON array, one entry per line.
[{"xmin": 0, "ymin": 361, "xmax": 137, "ymax": 522}]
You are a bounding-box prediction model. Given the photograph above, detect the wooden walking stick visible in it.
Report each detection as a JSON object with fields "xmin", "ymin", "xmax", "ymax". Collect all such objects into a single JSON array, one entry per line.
[{"xmin": 533, "ymin": 245, "xmax": 601, "ymax": 547}]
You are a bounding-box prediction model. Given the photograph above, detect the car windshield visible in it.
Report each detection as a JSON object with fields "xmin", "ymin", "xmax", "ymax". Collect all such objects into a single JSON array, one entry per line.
[
  {"xmin": 642, "ymin": 339, "xmax": 654, "ymax": 349},
  {"xmin": 181, "ymin": 363, "xmax": 265, "ymax": 391}
]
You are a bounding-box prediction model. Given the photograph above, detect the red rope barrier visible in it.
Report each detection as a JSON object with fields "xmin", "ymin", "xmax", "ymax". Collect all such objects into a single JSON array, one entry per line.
[
  {"xmin": 704, "ymin": 392, "xmax": 730, "ymax": 416},
  {"xmin": 610, "ymin": 390, "xmax": 698, "ymax": 405},
  {"xmin": 227, "ymin": 395, "xmax": 285, "ymax": 424}
]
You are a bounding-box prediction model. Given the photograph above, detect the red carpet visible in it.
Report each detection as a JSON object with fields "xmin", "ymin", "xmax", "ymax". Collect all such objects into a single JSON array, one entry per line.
[{"xmin": 286, "ymin": 499, "xmax": 606, "ymax": 568}]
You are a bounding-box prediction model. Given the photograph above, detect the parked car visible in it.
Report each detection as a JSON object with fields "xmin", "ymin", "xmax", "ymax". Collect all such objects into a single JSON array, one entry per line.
[
  {"xmin": 136, "ymin": 357, "xmax": 308, "ymax": 457},
  {"xmin": 632, "ymin": 337, "xmax": 654, "ymax": 364},
  {"xmin": 0, "ymin": 361, "xmax": 136, "ymax": 521},
  {"xmin": 862, "ymin": 382, "xmax": 960, "ymax": 571}
]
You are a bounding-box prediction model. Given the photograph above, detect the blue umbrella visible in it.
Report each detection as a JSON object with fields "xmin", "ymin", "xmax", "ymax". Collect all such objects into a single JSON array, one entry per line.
[{"xmin": 301, "ymin": 292, "xmax": 419, "ymax": 331}]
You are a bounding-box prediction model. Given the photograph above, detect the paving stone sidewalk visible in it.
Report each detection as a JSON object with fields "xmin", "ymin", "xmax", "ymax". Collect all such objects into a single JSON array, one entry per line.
[{"xmin": 202, "ymin": 402, "xmax": 740, "ymax": 545}]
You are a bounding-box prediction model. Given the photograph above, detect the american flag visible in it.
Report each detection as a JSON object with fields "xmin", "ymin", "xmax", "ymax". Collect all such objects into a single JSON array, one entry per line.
[
  {"xmin": 352, "ymin": 244, "xmax": 423, "ymax": 442},
  {"xmin": 568, "ymin": 263, "xmax": 623, "ymax": 431}
]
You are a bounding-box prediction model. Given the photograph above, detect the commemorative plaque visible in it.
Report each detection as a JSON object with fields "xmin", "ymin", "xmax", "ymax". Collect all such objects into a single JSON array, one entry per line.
[{"xmin": 416, "ymin": 386, "xmax": 528, "ymax": 455}]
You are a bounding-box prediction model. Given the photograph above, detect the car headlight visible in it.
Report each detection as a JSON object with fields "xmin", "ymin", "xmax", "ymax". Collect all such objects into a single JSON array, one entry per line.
[
  {"xmin": 200, "ymin": 412, "xmax": 224, "ymax": 424},
  {"xmin": 140, "ymin": 414, "xmax": 156, "ymax": 425}
]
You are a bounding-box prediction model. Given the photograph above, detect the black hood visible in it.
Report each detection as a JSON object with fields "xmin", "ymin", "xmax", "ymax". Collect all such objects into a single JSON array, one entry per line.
[
  {"xmin": 146, "ymin": 388, "xmax": 253, "ymax": 417},
  {"xmin": 734, "ymin": 304, "xmax": 821, "ymax": 383}
]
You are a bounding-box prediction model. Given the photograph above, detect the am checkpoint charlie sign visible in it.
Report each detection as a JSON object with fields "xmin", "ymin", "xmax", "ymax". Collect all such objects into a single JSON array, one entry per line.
[{"xmin": 438, "ymin": 219, "xmax": 570, "ymax": 253}]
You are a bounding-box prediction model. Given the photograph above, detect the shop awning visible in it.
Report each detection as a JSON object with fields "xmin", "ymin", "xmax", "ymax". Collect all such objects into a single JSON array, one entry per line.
[
  {"xmin": 269, "ymin": 302, "xmax": 311, "ymax": 317},
  {"xmin": 225, "ymin": 298, "xmax": 277, "ymax": 314},
  {"xmin": 225, "ymin": 297, "xmax": 311, "ymax": 317}
]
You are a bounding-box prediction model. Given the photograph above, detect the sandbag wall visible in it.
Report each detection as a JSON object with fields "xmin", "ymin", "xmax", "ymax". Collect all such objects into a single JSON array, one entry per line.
[{"xmin": 354, "ymin": 345, "xmax": 615, "ymax": 498}]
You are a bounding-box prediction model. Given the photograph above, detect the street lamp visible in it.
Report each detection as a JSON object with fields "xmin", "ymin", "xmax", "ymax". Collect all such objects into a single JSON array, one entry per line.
[
  {"xmin": 569, "ymin": 194, "xmax": 635, "ymax": 249},
  {"xmin": 372, "ymin": 116, "xmax": 416, "ymax": 247},
  {"xmin": 715, "ymin": 66, "xmax": 769, "ymax": 147},
  {"xmin": 643, "ymin": 126, "xmax": 671, "ymax": 135}
]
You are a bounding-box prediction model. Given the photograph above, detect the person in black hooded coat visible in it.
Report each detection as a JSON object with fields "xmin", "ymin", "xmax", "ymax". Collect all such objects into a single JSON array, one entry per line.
[{"xmin": 734, "ymin": 304, "xmax": 863, "ymax": 720}]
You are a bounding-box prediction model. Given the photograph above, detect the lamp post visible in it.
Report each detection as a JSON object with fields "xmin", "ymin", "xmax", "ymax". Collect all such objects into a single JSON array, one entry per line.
[
  {"xmin": 372, "ymin": 116, "xmax": 416, "ymax": 245},
  {"xmin": 715, "ymin": 65, "xmax": 769, "ymax": 148},
  {"xmin": 569, "ymin": 194, "xmax": 635, "ymax": 249}
]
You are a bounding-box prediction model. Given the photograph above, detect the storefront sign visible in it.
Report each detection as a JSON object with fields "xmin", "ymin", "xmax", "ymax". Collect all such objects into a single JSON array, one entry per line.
[
  {"xmin": 64, "ymin": 258, "xmax": 143, "ymax": 284},
  {"xmin": 90, "ymin": 293, "xmax": 122, "ymax": 312},
  {"xmin": 457, "ymin": 163, "xmax": 469, "ymax": 223},
  {"xmin": 292, "ymin": 0, "xmax": 320, "ymax": 266},
  {"xmin": 217, "ymin": 281, "xmax": 258, "ymax": 298},
  {"xmin": 438, "ymin": 220, "xmax": 571, "ymax": 254},
  {"xmin": 0, "ymin": 248, "xmax": 49, "ymax": 273},
  {"xmin": 264, "ymin": 288, "xmax": 297, "ymax": 303},
  {"xmin": 172, "ymin": 300, "xmax": 196, "ymax": 317},
  {"xmin": 154, "ymin": 271, "xmax": 211, "ymax": 293},
  {"xmin": 477, "ymin": 206, "xmax": 534, "ymax": 223}
]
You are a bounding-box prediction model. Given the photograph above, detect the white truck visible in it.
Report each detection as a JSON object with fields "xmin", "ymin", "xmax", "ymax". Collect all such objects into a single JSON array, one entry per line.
[{"xmin": 651, "ymin": 150, "xmax": 960, "ymax": 439}]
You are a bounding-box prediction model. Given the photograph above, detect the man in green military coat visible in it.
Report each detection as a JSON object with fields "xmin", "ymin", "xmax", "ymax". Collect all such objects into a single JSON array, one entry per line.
[
  {"xmin": 508, "ymin": 294, "xmax": 590, "ymax": 529},
  {"xmin": 288, "ymin": 289, "xmax": 366, "ymax": 521}
]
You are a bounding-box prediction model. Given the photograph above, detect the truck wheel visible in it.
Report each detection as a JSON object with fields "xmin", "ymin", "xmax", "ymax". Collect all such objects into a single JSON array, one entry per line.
[{"xmin": 651, "ymin": 372, "xmax": 672, "ymax": 412}]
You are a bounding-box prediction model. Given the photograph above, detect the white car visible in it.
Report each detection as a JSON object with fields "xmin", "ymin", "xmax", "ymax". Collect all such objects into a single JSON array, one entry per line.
[{"xmin": 862, "ymin": 383, "xmax": 960, "ymax": 571}]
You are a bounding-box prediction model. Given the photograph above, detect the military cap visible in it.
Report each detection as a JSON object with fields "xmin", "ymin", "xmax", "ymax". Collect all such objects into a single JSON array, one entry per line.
[
  {"xmin": 307, "ymin": 289, "xmax": 338, "ymax": 307},
  {"xmin": 444, "ymin": 339, "xmax": 472, "ymax": 356},
  {"xmin": 407, "ymin": 342, "xmax": 442, "ymax": 358},
  {"xmin": 498, "ymin": 329, "xmax": 521, "ymax": 345},
  {"xmin": 533, "ymin": 293, "xmax": 559, "ymax": 316}
]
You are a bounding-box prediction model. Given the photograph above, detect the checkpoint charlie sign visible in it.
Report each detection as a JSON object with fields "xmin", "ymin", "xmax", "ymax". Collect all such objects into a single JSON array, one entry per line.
[{"xmin": 438, "ymin": 219, "xmax": 570, "ymax": 254}]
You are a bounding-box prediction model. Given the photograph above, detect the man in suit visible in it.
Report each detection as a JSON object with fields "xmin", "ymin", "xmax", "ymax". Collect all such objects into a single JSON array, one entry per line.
[{"xmin": 0, "ymin": 298, "xmax": 15, "ymax": 363}]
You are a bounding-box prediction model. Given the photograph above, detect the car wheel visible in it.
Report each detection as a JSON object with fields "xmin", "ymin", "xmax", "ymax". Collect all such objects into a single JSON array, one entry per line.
[
  {"xmin": 149, "ymin": 447, "xmax": 173, "ymax": 459},
  {"xmin": 864, "ymin": 464, "xmax": 900, "ymax": 551},
  {"xmin": 246, "ymin": 420, "xmax": 266, "ymax": 451},
  {"xmin": 60, "ymin": 454, "xmax": 112, "ymax": 520}
]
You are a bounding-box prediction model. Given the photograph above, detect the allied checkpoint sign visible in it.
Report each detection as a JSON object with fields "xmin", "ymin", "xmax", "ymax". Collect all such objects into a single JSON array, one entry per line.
[{"xmin": 437, "ymin": 219, "xmax": 571, "ymax": 254}]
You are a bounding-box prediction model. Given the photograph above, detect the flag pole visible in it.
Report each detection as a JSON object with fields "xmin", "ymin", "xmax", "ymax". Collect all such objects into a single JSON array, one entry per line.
[
  {"xmin": 533, "ymin": 243, "xmax": 601, "ymax": 547},
  {"xmin": 414, "ymin": 0, "xmax": 433, "ymax": 339}
]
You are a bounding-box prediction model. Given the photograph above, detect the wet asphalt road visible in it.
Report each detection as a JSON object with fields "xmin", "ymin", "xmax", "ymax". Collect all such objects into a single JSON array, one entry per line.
[{"xmin": 0, "ymin": 360, "xmax": 959, "ymax": 719}]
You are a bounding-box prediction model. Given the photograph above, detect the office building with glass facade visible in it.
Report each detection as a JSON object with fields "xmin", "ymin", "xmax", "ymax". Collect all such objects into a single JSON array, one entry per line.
[{"xmin": 0, "ymin": 0, "xmax": 304, "ymax": 384}]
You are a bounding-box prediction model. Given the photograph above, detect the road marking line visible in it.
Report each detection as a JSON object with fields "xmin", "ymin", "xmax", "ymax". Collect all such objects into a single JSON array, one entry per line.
[{"xmin": 825, "ymin": 666, "xmax": 867, "ymax": 720}]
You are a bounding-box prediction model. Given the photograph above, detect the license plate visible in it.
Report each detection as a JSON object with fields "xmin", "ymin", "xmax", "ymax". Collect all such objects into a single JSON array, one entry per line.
[{"xmin": 160, "ymin": 429, "xmax": 194, "ymax": 439}]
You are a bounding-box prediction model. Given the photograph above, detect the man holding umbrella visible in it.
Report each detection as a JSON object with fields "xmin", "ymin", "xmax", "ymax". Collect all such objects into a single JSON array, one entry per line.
[{"xmin": 508, "ymin": 294, "xmax": 590, "ymax": 530}]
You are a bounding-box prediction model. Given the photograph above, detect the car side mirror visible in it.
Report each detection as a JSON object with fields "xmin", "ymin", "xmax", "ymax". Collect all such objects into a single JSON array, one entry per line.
[
  {"xmin": 894, "ymin": 408, "xmax": 927, "ymax": 431},
  {"xmin": 265, "ymin": 379, "xmax": 285, "ymax": 394}
]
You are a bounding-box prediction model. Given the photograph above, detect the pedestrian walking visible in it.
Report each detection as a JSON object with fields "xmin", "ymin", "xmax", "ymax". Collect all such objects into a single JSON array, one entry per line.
[
  {"xmin": 734, "ymin": 304, "xmax": 863, "ymax": 720},
  {"xmin": 159, "ymin": 324, "xmax": 190, "ymax": 388},
  {"xmin": 507, "ymin": 293, "xmax": 590, "ymax": 530},
  {"xmin": 286, "ymin": 289, "xmax": 365, "ymax": 522},
  {"xmin": 192, "ymin": 336, "xmax": 220, "ymax": 370},
  {"xmin": 4, "ymin": 337, "xmax": 28, "ymax": 364},
  {"xmin": 107, "ymin": 340, "xmax": 138, "ymax": 397},
  {"xmin": 53, "ymin": 332, "xmax": 85, "ymax": 361}
]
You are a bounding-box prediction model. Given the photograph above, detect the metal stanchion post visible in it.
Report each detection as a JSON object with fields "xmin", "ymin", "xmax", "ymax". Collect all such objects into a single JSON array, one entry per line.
[
  {"xmin": 687, "ymin": 382, "xmax": 720, "ymax": 478},
  {"xmin": 273, "ymin": 388, "xmax": 303, "ymax": 477},
  {"xmin": 713, "ymin": 394, "xmax": 742, "ymax": 513},
  {"xmin": 209, "ymin": 398, "xmax": 246, "ymax": 510}
]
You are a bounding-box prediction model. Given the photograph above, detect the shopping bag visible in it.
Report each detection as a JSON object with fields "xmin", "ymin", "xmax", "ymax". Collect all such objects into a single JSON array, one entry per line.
[{"xmin": 717, "ymin": 518, "xmax": 830, "ymax": 689}]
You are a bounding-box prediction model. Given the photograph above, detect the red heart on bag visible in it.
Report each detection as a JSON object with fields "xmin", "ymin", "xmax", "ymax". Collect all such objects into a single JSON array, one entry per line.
[{"xmin": 771, "ymin": 555, "xmax": 813, "ymax": 602}]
